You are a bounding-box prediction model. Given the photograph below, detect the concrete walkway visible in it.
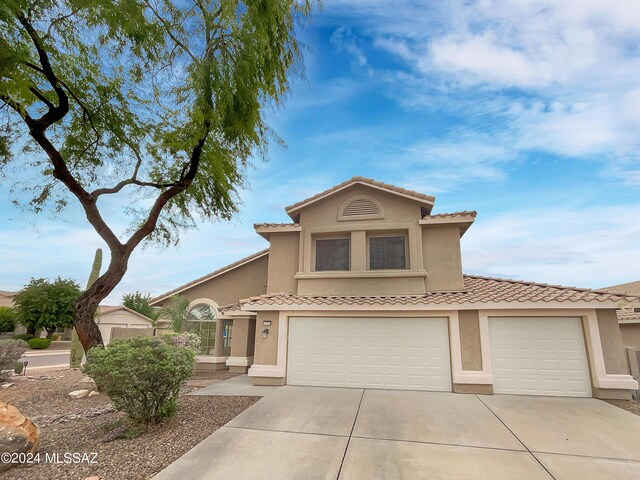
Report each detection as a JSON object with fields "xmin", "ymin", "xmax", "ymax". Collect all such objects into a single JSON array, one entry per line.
[
  {"xmin": 154, "ymin": 387, "xmax": 640, "ymax": 480},
  {"xmin": 189, "ymin": 374, "xmax": 281, "ymax": 397}
]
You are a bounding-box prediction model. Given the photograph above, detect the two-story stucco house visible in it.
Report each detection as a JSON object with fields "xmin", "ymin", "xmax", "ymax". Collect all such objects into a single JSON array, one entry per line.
[{"xmin": 150, "ymin": 177, "xmax": 639, "ymax": 400}]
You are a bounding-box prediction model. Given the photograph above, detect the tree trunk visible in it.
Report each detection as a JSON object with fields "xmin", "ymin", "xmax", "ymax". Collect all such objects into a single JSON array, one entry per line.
[
  {"xmin": 45, "ymin": 328, "xmax": 55, "ymax": 339},
  {"xmin": 74, "ymin": 249, "xmax": 131, "ymax": 353}
]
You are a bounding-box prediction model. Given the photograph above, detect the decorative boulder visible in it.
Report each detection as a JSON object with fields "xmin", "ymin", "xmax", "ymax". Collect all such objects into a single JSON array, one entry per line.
[
  {"xmin": 0, "ymin": 402, "xmax": 41, "ymax": 473},
  {"xmin": 69, "ymin": 389, "xmax": 90, "ymax": 399}
]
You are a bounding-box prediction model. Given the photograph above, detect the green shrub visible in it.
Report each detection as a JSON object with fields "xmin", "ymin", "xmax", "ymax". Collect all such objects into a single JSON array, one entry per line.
[
  {"xmin": 0, "ymin": 306, "xmax": 16, "ymax": 333},
  {"xmin": 12, "ymin": 333, "xmax": 33, "ymax": 341},
  {"xmin": 0, "ymin": 339, "xmax": 28, "ymax": 381},
  {"xmin": 27, "ymin": 338, "xmax": 51, "ymax": 349},
  {"xmin": 84, "ymin": 337, "xmax": 196, "ymax": 425}
]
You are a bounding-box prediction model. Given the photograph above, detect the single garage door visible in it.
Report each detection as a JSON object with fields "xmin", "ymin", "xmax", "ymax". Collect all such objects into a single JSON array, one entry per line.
[
  {"xmin": 287, "ymin": 317, "xmax": 451, "ymax": 391},
  {"xmin": 489, "ymin": 317, "xmax": 592, "ymax": 397}
]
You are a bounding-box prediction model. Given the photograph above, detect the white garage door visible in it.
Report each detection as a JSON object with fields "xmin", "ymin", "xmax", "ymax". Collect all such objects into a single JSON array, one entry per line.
[
  {"xmin": 489, "ymin": 317, "xmax": 592, "ymax": 397},
  {"xmin": 287, "ymin": 317, "xmax": 451, "ymax": 391}
]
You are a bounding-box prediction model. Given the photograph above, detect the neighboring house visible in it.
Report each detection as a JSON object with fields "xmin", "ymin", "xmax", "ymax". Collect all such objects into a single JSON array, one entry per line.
[
  {"xmin": 97, "ymin": 305, "xmax": 158, "ymax": 345},
  {"xmin": 150, "ymin": 177, "xmax": 639, "ymax": 399},
  {"xmin": 602, "ymin": 281, "xmax": 640, "ymax": 348},
  {"xmin": 0, "ymin": 290, "xmax": 17, "ymax": 308}
]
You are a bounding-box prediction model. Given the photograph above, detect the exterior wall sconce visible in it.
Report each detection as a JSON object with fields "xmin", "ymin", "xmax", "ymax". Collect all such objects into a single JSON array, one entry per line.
[{"xmin": 261, "ymin": 328, "xmax": 270, "ymax": 339}]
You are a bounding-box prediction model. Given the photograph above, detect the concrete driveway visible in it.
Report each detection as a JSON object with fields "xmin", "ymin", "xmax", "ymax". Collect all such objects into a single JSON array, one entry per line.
[{"xmin": 153, "ymin": 387, "xmax": 640, "ymax": 480}]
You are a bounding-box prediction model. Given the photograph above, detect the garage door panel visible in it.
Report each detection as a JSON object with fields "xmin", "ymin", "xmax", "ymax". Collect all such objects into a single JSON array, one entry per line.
[
  {"xmin": 489, "ymin": 317, "xmax": 591, "ymax": 397},
  {"xmin": 288, "ymin": 317, "xmax": 451, "ymax": 391}
]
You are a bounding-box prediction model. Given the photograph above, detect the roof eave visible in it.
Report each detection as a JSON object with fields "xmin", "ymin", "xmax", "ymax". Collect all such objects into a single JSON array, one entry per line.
[{"xmin": 284, "ymin": 179, "xmax": 435, "ymax": 220}]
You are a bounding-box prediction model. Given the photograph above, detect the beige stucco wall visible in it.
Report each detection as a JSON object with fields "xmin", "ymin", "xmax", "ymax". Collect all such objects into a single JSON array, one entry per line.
[
  {"xmin": 291, "ymin": 183, "xmax": 460, "ymax": 296},
  {"xmin": 98, "ymin": 311, "xmax": 152, "ymax": 345},
  {"xmin": 267, "ymin": 233, "xmax": 299, "ymax": 294},
  {"xmin": 254, "ymin": 311, "xmax": 279, "ymax": 365},
  {"xmin": 422, "ymin": 225, "xmax": 464, "ymax": 291},
  {"xmin": 296, "ymin": 276, "xmax": 427, "ymax": 296},
  {"xmin": 596, "ymin": 309, "xmax": 629, "ymax": 375},
  {"xmin": 229, "ymin": 316, "xmax": 255, "ymax": 358},
  {"xmin": 620, "ymin": 323, "xmax": 640, "ymax": 349},
  {"xmin": 110, "ymin": 327, "xmax": 154, "ymax": 342},
  {"xmin": 155, "ymin": 254, "xmax": 269, "ymax": 308},
  {"xmin": 298, "ymin": 184, "xmax": 423, "ymax": 229},
  {"xmin": 458, "ymin": 310, "xmax": 482, "ymax": 371}
]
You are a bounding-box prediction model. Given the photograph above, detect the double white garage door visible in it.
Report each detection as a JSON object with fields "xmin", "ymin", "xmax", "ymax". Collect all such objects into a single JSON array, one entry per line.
[
  {"xmin": 287, "ymin": 316, "xmax": 592, "ymax": 397},
  {"xmin": 288, "ymin": 317, "xmax": 452, "ymax": 391}
]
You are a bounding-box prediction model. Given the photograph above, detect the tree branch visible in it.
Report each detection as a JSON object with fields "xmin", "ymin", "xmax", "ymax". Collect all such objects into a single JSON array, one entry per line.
[
  {"xmin": 124, "ymin": 127, "xmax": 209, "ymax": 251},
  {"xmin": 29, "ymin": 86, "xmax": 55, "ymax": 110},
  {"xmin": 143, "ymin": 0, "xmax": 197, "ymax": 62},
  {"xmin": 0, "ymin": 94, "xmax": 33, "ymax": 123},
  {"xmin": 17, "ymin": 13, "xmax": 68, "ymax": 129}
]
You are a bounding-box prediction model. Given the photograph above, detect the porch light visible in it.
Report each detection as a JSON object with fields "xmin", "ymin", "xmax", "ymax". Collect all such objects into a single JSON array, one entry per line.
[{"xmin": 261, "ymin": 328, "xmax": 270, "ymax": 339}]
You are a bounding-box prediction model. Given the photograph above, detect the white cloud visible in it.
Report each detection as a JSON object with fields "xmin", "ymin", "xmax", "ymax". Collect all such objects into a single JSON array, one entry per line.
[
  {"xmin": 335, "ymin": 0, "xmax": 640, "ymax": 180},
  {"xmin": 462, "ymin": 205, "xmax": 640, "ymax": 288}
]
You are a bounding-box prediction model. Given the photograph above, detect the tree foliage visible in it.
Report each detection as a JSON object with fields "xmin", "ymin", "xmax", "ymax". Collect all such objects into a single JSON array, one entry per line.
[
  {"xmin": 13, "ymin": 277, "xmax": 82, "ymax": 338},
  {"xmin": 122, "ymin": 291, "xmax": 158, "ymax": 321},
  {"xmin": 0, "ymin": 0, "xmax": 316, "ymax": 351},
  {"xmin": 0, "ymin": 306, "xmax": 17, "ymax": 333},
  {"xmin": 157, "ymin": 294, "xmax": 190, "ymax": 333}
]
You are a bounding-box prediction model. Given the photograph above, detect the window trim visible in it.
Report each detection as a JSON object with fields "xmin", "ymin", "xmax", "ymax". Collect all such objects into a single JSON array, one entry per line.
[
  {"xmin": 367, "ymin": 232, "xmax": 409, "ymax": 270},
  {"xmin": 313, "ymin": 235, "xmax": 351, "ymax": 272}
]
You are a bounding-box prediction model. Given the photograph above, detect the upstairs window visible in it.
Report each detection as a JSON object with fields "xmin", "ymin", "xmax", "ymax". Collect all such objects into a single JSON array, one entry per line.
[
  {"xmin": 369, "ymin": 235, "xmax": 407, "ymax": 270},
  {"xmin": 315, "ymin": 238, "xmax": 350, "ymax": 271}
]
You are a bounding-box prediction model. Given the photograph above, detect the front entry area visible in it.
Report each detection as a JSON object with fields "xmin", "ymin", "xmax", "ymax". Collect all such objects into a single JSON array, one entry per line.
[{"xmin": 287, "ymin": 316, "xmax": 452, "ymax": 391}]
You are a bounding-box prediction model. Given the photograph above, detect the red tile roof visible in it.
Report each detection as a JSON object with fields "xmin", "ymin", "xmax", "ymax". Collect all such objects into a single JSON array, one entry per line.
[
  {"xmin": 423, "ymin": 211, "xmax": 477, "ymax": 219},
  {"xmin": 219, "ymin": 275, "xmax": 638, "ymax": 312},
  {"xmin": 602, "ymin": 280, "xmax": 640, "ymax": 295},
  {"xmin": 253, "ymin": 223, "xmax": 300, "ymax": 228},
  {"xmin": 285, "ymin": 177, "xmax": 435, "ymax": 216}
]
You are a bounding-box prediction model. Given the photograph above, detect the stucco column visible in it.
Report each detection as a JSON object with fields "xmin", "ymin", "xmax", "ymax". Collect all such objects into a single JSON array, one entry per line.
[
  {"xmin": 214, "ymin": 318, "xmax": 225, "ymax": 357},
  {"xmin": 226, "ymin": 314, "xmax": 256, "ymax": 373},
  {"xmin": 351, "ymin": 230, "xmax": 366, "ymax": 271}
]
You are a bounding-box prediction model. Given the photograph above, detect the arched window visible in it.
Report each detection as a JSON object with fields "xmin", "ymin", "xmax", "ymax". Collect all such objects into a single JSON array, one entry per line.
[{"xmin": 187, "ymin": 300, "xmax": 218, "ymax": 355}]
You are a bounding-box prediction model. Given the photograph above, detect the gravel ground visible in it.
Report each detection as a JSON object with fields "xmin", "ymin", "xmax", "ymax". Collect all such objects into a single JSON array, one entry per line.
[
  {"xmin": 606, "ymin": 399, "xmax": 640, "ymax": 416},
  {"xmin": 1, "ymin": 368, "xmax": 260, "ymax": 480}
]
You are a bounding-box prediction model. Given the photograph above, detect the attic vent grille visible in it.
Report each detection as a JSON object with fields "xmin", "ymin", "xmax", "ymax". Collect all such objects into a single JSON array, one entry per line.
[{"xmin": 343, "ymin": 198, "xmax": 380, "ymax": 216}]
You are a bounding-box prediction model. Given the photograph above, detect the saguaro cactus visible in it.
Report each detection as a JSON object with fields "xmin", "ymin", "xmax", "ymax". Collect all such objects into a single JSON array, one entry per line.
[{"xmin": 69, "ymin": 249, "xmax": 103, "ymax": 368}]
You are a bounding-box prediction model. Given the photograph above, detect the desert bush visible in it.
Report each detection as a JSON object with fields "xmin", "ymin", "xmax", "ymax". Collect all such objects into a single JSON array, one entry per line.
[
  {"xmin": 12, "ymin": 333, "xmax": 33, "ymax": 342},
  {"xmin": 27, "ymin": 338, "xmax": 52, "ymax": 349},
  {"xmin": 0, "ymin": 339, "xmax": 28, "ymax": 381},
  {"xmin": 161, "ymin": 332, "xmax": 201, "ymax": 353},
  {"xmin": 84, "ymin": 337, "xmax": 195, "ymax": 425}
]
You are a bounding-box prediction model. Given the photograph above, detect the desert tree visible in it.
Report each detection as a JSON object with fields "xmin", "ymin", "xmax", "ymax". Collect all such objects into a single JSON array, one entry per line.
[{"xmin": 0, "ymin": 0, "xmax": 315, "ymax": 351}]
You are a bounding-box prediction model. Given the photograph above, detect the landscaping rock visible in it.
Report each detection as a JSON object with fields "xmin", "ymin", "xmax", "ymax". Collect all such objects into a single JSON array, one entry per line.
[
  {"xmin": 88, "ymin": 391, "xmax": 99, "ymax": 398},
  {"xmin": 1, "ymin": 382, "xmax": 13, "ymax": 389},
  {"xmin": 69, "ymin": 389, "xmax": 90, "ymax": 399},
  {"xmin": 0, "ymin": 402, "xmax": 41, "ymax": 473},
  {"xmin": 81, "ymin": 375, "xmax": 94, "ymax": 383}
]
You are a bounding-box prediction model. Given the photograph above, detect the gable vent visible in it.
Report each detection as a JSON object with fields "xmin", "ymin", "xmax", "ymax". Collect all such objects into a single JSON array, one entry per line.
[{"xmin": 343, "ymin": 198, "xmax": 380, "ymax": 216}]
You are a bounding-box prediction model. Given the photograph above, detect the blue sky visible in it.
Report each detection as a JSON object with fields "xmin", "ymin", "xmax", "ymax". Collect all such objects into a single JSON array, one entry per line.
[{"xmin": 1, "ymin": 0, "xmax": 640, "ymax": 303}]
